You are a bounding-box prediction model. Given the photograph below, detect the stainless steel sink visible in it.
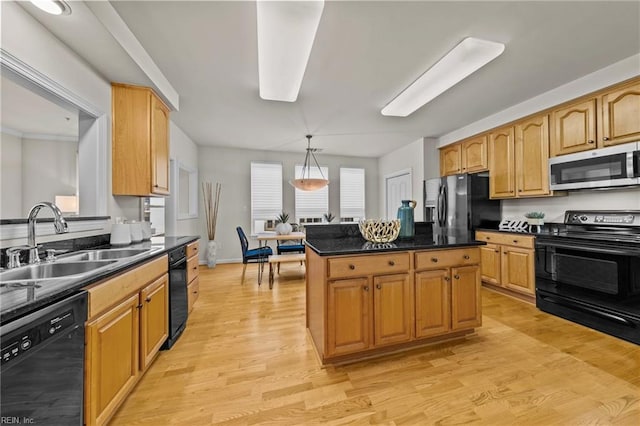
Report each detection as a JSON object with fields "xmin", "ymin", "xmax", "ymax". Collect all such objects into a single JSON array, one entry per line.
[
  {"xmin": 0, "ymin": 260, "xmax": 117, "ymax": 282},
  {"xmin": 57, "ymin": 248, "xmax": 151, "ymax": 262}
]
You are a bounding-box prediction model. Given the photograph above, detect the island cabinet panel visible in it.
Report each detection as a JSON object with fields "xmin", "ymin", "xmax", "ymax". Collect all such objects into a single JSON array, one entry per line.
[
  {"xmin": 327, "ymin": 252, "xmax": 409, "ymax": 279},
  {"xmin": 327, "ymin": 277, "xmax": 371, "ymax": 357},
  {"xmin": 415, "ymin": 247, "xmax": 479, "ymax": 269},
  {"xmin": 373, "ymin": 273, "xmax": 413, "ymax": 346},
  {"xmin": 415, "ymin": 269, "xmax": 451, "ymax": 338},
  {"xmin": 451, "ymin": 265, "xmax": 482, "ymax": 330}
]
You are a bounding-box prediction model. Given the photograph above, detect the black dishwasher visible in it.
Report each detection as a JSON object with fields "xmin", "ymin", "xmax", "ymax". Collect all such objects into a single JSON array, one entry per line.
[
  {"xmin": 163, "ymin": 245, "xmax": 188, "ymax": 349},
  {"xmin": 1, "ymin": 291, "xmax": 87, "ymax": 425}
]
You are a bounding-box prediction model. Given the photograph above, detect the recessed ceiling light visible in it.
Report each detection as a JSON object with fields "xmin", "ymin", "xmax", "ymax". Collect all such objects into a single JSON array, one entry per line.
[
  {"xmin": 382, "ymin": 37, "xmax": 505, "ymax": 117},
  {"xmin": 30, "ymin": 0, "xmax": 72, "ymax": 16},
  {"xmin": 257, "ymin": 0, "xmax": 324, "ymax": 102}
]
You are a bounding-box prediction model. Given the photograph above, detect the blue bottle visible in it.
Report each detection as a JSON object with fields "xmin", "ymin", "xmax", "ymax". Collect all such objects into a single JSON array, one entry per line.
[{"xmin": 397, "ymin": 200, "xmax": 417, "ymax": 238}]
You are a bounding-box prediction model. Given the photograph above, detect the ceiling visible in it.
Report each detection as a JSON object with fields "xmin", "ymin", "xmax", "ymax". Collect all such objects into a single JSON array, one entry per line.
[{"xmin": 18, "ymin": 1, "xmax": 640, "ymax": 157}]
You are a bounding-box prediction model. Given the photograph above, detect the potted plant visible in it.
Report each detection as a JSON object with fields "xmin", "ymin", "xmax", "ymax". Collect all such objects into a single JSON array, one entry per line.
[
  {"xmin": 275, "ymin": 211, "xmax": 292, "ymax": 235},
  {"xmin": 323, "ymin": 212, "xmax": 336, "ymax": 223},
  {"xmin": 525, "ymin": 212, "xmax": 545, "ymax": 232}
]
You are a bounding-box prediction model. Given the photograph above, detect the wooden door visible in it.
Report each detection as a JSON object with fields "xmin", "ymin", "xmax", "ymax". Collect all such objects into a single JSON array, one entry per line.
[
  {"xmin": 551, "ymin": 98, "xmax": 597, "ymax": 156},
  {"xmin": 451, "ymin": 265, "xmax": 481, "ymax": 330},
  {"xmin": 373, "ymin": 273, "xmax": 412, "ymax": 346},
  {"xmin": 601, "ymin": 81, "xmax": 640, "ymax": 146},
  {"xmin": 488, "ymin": 126, "xmax": 515, "ymax": 198},
  {"xmin": 515, "ymin": 114, "xmax": 551, "ymax": 197},
  {"xmin": 462, "ymin": 135, "xmax": 488, "ymax": 173},
  {"xmin": 327, "ymin": 277, "xmax": 371, "ymax": 356},
  {"xmin": 502, "ymin": 247, "xmax": 535, "ymax": 296},
  {"xmin": 85, "ymin": 293, "xmax": 140, "ymax": 426},
  {"xmin": 440, "ymin": 144, "xmax": 461, "ymax": 176},
  {"xmin": 479, "ymin": 244, "xmax": 501, "ymax": 286},
  {"xmin": 150, "ymin": 93, "xmax": 170, "ymax": 195},
  {"xmin": 415, "ymin": 269, "xmax": 451, "ymax": 338},
  {"xmin": 188, "ymin": 276, "xmax": 200, "ymax": 313},
  {"xmin": 140, "ymin": 274, "xmax": 169, "ymax": 370}
]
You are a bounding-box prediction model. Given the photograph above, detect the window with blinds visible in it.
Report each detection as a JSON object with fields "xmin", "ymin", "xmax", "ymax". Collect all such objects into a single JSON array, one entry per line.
[
  {"xmin": 294, "ymin": 165, "xmax": 328, "ymax": 221},
  {"xmin": 251, "ymin": 162, "xmax": 283, "ymax": 233},
  {"xmin": 340, "ymin": 167, "xmax": 365, "ymax": 221}
]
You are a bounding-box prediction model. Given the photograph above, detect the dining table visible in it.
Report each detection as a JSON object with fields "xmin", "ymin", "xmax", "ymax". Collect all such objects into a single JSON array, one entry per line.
[{"xmin": 255, "ymin": 231, "xmax": 306, "ymax": 285}]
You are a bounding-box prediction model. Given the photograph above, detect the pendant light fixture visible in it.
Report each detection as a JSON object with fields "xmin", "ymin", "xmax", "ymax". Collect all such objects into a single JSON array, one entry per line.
[{"xmin": 289, "ymin": 135, "xmax": 329, "ymax": 191}]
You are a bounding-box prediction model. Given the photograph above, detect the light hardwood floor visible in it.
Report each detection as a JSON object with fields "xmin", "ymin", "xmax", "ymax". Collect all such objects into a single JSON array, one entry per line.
[{"xmin": 111, "ymin": 263, "xmax": 640, "ymax": 425}]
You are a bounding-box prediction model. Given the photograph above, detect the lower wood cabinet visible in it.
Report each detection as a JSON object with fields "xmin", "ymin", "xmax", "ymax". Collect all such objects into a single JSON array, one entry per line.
[
  {"xmin": 186, "ymin": 241, "xmax": 200, "ymax": 313},
  {"xmin": 475, "ymin": 231, "xmax": 535, "ymax": 297},
  {"xmin": 309, "ymin": 247, "xmax": 481, "ymax": 363},
  {"xmin": 84, "ymin": 255, "xmax": 168, "ymax": 426}
]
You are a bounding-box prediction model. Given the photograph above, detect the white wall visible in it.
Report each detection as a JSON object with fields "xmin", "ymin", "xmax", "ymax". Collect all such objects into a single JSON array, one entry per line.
[
  {"xmin": 0, "ymin": 131, "xmax": 23, "ymax": 218},
  {"xmin": 167, "ymin": 121, "xmax": 200, "ymax": 237},
  {"xmin": 378, "ymin": 138, "xmax": 424, "ymax": 221},
  {"xmin": 198, "ymin": 146, "xmax": 379, "ymax": 263},
  {"xmin": 423, "ymin": 137, "xmax": 440, "ymax": 180}
]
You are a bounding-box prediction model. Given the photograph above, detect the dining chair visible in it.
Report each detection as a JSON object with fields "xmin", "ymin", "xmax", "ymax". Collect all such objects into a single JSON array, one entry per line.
[{"xmin": 236, "ymin": 226, "xmax": 272, "ymax": 284}]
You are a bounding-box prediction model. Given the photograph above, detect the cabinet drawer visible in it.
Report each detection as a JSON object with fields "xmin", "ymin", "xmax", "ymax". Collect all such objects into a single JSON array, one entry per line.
[
  {"xmin": 187, "ymin": 276, "xmax": 199, "ymax": 313},
  {"xmin": 187, "ymin": 254, "xmax": 199, "ymax": 283},
  {"xmin": 85, "ymin": 255, "xmax": 168, "ymax": 319},
  {"xmin": 186, "ymin": 241, "xmax": 199, "ymax": 259},
  {"xmin": 415, "ymin": 248, "xmax": 479, "ymax": 270},
  {"xmin": 475, "ymin": 231, "xmax": 534, "ymax": 249},
  {"xmin": 327, "ymin": 252, "xmax": 410, "ymax": 279}
]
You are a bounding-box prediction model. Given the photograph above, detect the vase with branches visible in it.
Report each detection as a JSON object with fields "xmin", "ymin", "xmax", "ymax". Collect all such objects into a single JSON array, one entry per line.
[{"xmin": 202, "ymin": 181, "xmax": 221, "ymax": 268}]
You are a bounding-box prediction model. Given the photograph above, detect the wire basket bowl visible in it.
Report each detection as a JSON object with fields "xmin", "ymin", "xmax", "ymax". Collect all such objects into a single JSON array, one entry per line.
[{"xmin": 358, "ymin": 219, "xmax": 401, "ymax": 243}]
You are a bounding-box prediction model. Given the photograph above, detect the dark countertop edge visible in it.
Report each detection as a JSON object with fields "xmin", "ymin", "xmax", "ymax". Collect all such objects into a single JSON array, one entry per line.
[
  {"xmin": 0, "ymin": 235, "xmax": 200, "ymax": 324},
  {"xmin": 1, "ymin": 216, "xmax": 111, "ymax": 225},
  {"xmin": 305, "ymin": 239, "xmax": 486, "ymax": 256}
]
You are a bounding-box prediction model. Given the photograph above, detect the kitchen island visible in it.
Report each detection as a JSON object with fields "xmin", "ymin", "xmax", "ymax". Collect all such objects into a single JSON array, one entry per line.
[{"xmin": 304, "ymin": 223, "xmax": 485, "ymax": 364}]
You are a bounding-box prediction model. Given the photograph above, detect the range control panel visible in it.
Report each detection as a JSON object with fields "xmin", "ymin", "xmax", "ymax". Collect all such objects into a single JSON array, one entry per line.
[{"xmin": 565, "ymin": 211, "xmax": 640, "ymax": 226}]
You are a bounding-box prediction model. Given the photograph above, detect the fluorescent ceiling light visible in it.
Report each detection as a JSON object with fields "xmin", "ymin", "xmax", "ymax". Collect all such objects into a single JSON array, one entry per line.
[
  {"xmin": 257, "ymin": 0, "xmax": 324, "ymax": 102},
  {"xmin": 30, "ymin": 0, "xmax": 72, "ymax": 15},
  {"xmin": 382, "ymin": 37, "xmax": 505, "ymax": 117}
]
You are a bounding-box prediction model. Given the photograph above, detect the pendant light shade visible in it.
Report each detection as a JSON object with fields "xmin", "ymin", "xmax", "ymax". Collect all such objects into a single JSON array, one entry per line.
[{"xmin": 289, "ymin": 135, "xmax": 329, "ymax": 191}]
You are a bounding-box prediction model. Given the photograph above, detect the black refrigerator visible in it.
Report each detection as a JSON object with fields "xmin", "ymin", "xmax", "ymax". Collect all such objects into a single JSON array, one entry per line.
[{"xmin": 424, "ymin": 172, "xmax": 501, "ymax": 234}]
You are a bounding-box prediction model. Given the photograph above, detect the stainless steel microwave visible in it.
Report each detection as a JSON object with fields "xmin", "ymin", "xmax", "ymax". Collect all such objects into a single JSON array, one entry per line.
[{"xmin": 549, "ymin": 142, "xmax": 640, "ymax": 190}]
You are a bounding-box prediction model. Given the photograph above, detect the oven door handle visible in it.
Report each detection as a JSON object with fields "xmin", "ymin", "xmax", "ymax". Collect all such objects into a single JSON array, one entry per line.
[
  {"xmin": 539, "ymin": 295, "xmax": 635, "ymax": 327},
  {"xmin": 536, "ymin": 241, "xmax": 640, "ymax": 257}
]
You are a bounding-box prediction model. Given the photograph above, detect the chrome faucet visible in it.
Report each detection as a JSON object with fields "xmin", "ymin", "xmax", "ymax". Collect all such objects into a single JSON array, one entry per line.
[{"xmin": 26, "ymin": 202, "xmax": 68, "ymax": 264}]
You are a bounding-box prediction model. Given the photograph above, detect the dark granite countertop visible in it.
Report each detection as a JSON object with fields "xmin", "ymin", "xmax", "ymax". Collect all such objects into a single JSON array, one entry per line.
[
  {"xmin": 1, "ymin": 235, "xmax": 199, "ymax": 324},
  {"xmin": 305, "ymin": 231, "xmax": 484, "ymax": 256}
]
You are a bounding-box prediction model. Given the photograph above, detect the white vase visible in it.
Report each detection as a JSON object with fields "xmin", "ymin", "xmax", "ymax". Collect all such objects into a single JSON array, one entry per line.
[
  {"xmin": 275, "ymin": 222, "xmax": 292, "ymax": 235},
  {"xmin": 207, "ymin": 240, "xmax": 217, "ymax": 268}
]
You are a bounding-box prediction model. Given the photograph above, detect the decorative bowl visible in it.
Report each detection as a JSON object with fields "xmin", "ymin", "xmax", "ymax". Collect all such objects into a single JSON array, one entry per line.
[{"xmin": 358, "ymin": 219, "xmax": 401, "ymax": 243}]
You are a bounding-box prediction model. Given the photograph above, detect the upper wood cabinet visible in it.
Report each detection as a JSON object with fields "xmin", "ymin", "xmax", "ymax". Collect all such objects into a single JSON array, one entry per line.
[
  {"xmin": 600, "ymin": 81, "xmax": 640, "ymax": 147},
  {"xmin": 488, "ymin": 126, "xmax": 516, "ymax": 198},
  {"xmin": 515, "ymin": 114, "xmax": 551, "ymax": 197},
  {"xmin": 550, "ymin": 98, "xmax": 597, "ymax": 157},
  {"xmin": 112, "ymin": 83, "xmax": 170, "ymax": 196},
  {"xmin": 440, "ymin": 136, "xmax": 488, "ymax": 176},
  {"xmin": 440, "ymin": 144, "xmax": 461, "ymax": 176}
]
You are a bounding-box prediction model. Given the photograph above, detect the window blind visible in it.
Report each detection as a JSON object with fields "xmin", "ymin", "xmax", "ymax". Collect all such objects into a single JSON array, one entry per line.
[
  {"xmin": 294, "ymin": 165, "xmax": 328, "ymax": 220},
  {"xmin": 340, "ymin": 167, "xmax": 365, "ymax": 220},
  {"xmin": 251, "ymin": 162, "xmax": 282, "ymax": 233}
]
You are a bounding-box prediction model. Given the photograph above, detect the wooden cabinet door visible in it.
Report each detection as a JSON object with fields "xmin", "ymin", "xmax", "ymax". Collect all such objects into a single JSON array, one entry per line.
[
  {"xmin": 150, "ymin": 93, "xmax": 170, "ymax": 195},
  {"xmin": 415, "ymin": 269, "xmax": 451, "ymax": 338},
  {"xmin": 551, "ymin": 98, "xmax": 597, "ymax": 156},
  {"xmin": 479, "ymin": 244, "xmax": 501, "ymax": 286},
  {"xmin": 373, "ymin": 273, "xmax": 413, "ymax": 346},
  {"xmin": 85, "ymin": 293, "xmax": 140, "ymax": 426},
  {"xmin": 451, "ymin": 265, "xmax": 481, "ymax": 330},
  {"xmin": 502, "ymin": 247, "xmax": 535, "ymax": 296},
  {"xmin": 140, "ymin": 274, "xmax": 169, "ymax": 370},
  {"xmin": 462, "ymin": 135, "xmax": 488, "ymax": 173},
  {"xmin": 515, "ymin": 115, "xmax": 551, "ymax": 197},
  {"xmin": 489, "ymin": 126, "xmax": 515, "ymax": 198},
  {"xmin": 601, "ymin": 82, "xmax": 640, "ymax": 146},
  {"xmin": 327, "ymin": 277, "xmax": 371, "ymax": 356},
  {"xmin": 440, "ymin": 144, "xmax": 461, "ymax": 176},
  {"xmin": 188, "ymin": 276, "xmax": 200, "ymax": 313}
]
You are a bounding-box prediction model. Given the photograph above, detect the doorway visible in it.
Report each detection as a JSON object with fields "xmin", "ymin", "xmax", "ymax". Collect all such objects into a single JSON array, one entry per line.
[{"xmin": 385, "ymin": 169, "xmax": 412, "ymax": 220}]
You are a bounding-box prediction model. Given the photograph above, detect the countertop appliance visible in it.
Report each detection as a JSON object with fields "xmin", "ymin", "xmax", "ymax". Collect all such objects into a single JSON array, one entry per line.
[
  {"xmin": 424, "ymin": 173, "xmax": 502, "ymax": 235},
  {"xmin": 163, "ymin": 245, "xmax": 188, "ymax": 349},
  {"xmin": 549, "ymin": 141, "xmax": 640, "ymax": 191},
  {"xmin": 535, "ymin": 210, "xmax": 640, "ymax": 345},
  {"xmin": 1, "ymin": 291, "xmax": 87, "ymax": 424}
]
